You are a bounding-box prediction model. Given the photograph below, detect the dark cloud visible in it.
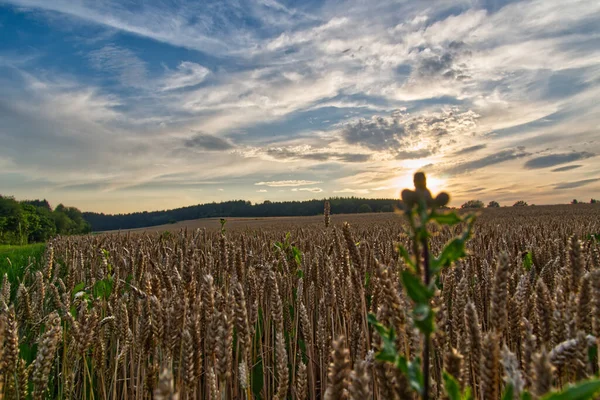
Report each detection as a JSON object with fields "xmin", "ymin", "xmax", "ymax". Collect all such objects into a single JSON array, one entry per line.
[
  {"xmin": 61, "ymin": 182, "xmax": 108, "ymax": 191},
  {"xmin": 339, "ymin": 153, "xmax": 371, "ymax": 163},
  {"xmin": 466, "ymin": 187, "xmax": 486, "ymax": 193},
  {"xmin": 266, "ymin": 147, "xmax": 370, "ymax": 163},
  {"xmin": 341, "ymin": 109, "xmax": 478, "ymax": 158},
  {"xmin": 396, "ymin": 149, "xmax": 433, "ymax": 160},
  {"xmin": 342, "ymin": 114, "xmax": 406, "ymax": 151},
  {"xmin": 443, "ymin": 148, "xmax": 531, "ymax": 176},
  {"xmin": 554, "ymin": 178, "xmax": 600, "ymax": 190},
  {"xmin": 453, "ymin": 144, "xmax": 487, "ymax": 155},
  {"xmin": 524, "ymin": 152, "xmax": 595, "ymax": 169},
  {"xmin": 185, "ymin": 133, "xmax": 234, "ymax": 151},
  {"xmin": 415, "ymin": 41, "xmax": 471, "ymax": 81},
  {"xmin": 552, "ymin": 165, "xmax": 582, "ymax": 172}
]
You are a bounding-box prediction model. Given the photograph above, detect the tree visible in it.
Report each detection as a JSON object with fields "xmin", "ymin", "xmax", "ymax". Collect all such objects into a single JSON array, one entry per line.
[
  {"xmin": 513, "ymin": 200, "xmax": 528, "ymax": 207},
  {"xmin": 591, "ymin": 199, "xmax": 598, "ymax": 204},
  {"xmin": 571, "ymin": 199, "xmax": 579, "ymax": 204},
  {"xmin": 0, "ymin": 196, "xmax": 25, "ymax": 244},
  {"xmin": 461, "ymin": 200, "xmax": 484, "ymax": 209},
  {"xmin": 358, "ymin": 204, "xmax": 372, "ymax": 213},
  {"xmin": 487, "ymin": 201, "xmax": 500, "ymax": 208},
  {"xmin": 381, "ymin": 204, "xmax": 393, "ymax": 213}
]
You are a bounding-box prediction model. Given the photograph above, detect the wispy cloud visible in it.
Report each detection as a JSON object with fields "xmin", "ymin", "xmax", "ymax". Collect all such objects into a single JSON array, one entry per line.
[
  {"xmin": 334, "ymin": 188, "xmax": 370, "ymax": 194},
  {"xmin": 161, "ymin": 62, "xmax": 210, "ymax": 91},
  {"xmin": 88, "ymin": 45, "xmax": 147, "ymax": 87},
  {"xmin": 255, "ymin": 180, "xmax": 322, "ymax": 187},
  {"xmin": 551, "ymin": 165, "xmax": 582, "ymax": 172},
  {"xmin": 453, "ymin": 144, "xmax": 487, "ymax": 156},
  {"xmin": 184, "ymin": 133, "xmax": 234, "ymax": 151},
  {"xmin": 554, "ymin": 178, "xmax": 600, "ymax": 190},
  {"xmin": 292, "ymin": 187, "xmax": 323, "ymax": 193},
  {"xmin": 443, "ymin": 148, "xmax": 531, "ymax": 176},
  {"xmin": 524, "ymin": 152, "xmax": 595, "ymax": 169}
]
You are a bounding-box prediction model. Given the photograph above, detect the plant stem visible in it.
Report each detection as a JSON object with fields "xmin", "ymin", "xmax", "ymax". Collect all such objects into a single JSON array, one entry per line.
[{"xmin": 421, "ymin": 236, "xmax": 430, "ymax": 400}]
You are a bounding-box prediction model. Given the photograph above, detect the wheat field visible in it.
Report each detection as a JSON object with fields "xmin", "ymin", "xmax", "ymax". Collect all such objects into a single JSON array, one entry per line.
[{"xmin": 1, "ymin": 204, "xmax": 599, "ymax": 399}]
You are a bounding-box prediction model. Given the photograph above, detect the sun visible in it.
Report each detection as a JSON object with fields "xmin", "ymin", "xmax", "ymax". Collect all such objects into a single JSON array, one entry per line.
[{"xmin": 393, "ymin": 172, "xmax": 446, "ymax": 197}]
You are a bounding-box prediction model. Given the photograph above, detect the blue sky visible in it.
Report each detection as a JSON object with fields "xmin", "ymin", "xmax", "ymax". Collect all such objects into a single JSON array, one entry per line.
[{"xmin": 0, "ymin": 0, "xmax": 598, "ymax": 213}]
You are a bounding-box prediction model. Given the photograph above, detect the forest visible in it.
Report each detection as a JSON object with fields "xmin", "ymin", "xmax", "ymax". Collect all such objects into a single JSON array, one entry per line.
[
  {"xmin": 0, "ymin": 195, "xmax": 91, "ymax": 244},
  {"xmin": 83, "ymin": 197, "xmax": 401, "ymax": 231}
]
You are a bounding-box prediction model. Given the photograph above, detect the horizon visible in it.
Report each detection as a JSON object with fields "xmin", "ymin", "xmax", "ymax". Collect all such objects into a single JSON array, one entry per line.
[
  {"xmin": 2, "ymin": 192, "xmax": 593, "ymax": 215},
  {"xmin": 1, "ymin": 0, "xmax": 599, "ymax": 214}
]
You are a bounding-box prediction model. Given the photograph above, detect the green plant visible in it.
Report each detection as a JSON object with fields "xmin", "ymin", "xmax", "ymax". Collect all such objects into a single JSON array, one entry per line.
[{"xmin": 370, "ymin": 172, "xmax": 600, "ymax": 400}]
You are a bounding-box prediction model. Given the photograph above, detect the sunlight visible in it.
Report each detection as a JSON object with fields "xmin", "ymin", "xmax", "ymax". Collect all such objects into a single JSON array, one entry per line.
[
  {"xmin": 401, "ymin": 158, "xmax": 433, "ymax": 170},
  {"xmin": 393, "ymin": 171, "xmax": 446, "ymax": 197}
]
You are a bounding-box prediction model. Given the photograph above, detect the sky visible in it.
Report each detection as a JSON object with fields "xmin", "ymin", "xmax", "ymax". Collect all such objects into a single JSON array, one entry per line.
[{"xmin": 0, "ymin": 0, "xmax": 599, "ymax": 213}]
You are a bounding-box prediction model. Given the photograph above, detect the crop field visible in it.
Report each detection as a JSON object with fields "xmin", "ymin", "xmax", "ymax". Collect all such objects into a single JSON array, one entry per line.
[{"xmin": 1, "ymin": 204, "xmax": 600, "ymax": 399}]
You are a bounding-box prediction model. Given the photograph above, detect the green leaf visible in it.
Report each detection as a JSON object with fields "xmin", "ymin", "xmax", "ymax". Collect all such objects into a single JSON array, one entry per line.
[
  {"xmin": 502, "ymin": 384, "xmax": 514, "ymax": 400},
  {"xmin": 523, "ymin": 251, "xmax": 533, "ymax": 271},
  {"xmin": 397, "ymin": 356, "xmax": 423, "ymax": 394},
  {"xmin": 443, "ymin": 372, "xmax": 461, "ymax": 400},
  {"xmin": 93, "ymin": 277, "xmax": 113, "ymax": 300},
  {"xmin": 20, "ymin": 342, "xmax": 36, "ymax": 364},
  {"xmin": 463, "ymin": 387, "xmax": 473, "ymax": 400},
  {"xmin": 367, "ymin": 313, "xmax": 398, "ymax": 363},
  {"xmin": 292, "ymin": 246, "xmax": 302, "ymax": 265},
  {"xmin": 72, "ymin": 282, "xmax": 85, "ymax": 296},
  {"xmin": 432, "ymin": 237, "xmax": 468, "ymax": 272},
  {"xmin": 588, "ymin": 343, "xmax": 597, "ymax": 366},
  {"xmin": 430, "ymin": 211, "xmax": 463, "ymax": 226},
  {"xmin": 401, "ymin": 271, "xmax": 434, "ymax": 304},
  {"xmin": 541, "ymin": 379, "xmax": 600, "ymax": 400},
  {"xmin": 412, "ymin": 303, "xmax": 435, "ymax": 336},
  {"xmin": 431, "ymin": 215, "xmax": 475, "ymax": 273},
  {"xmin": 251, "ymin": 356, "xmax": 264, "ymax": 399},
  {"xmin": 397, "ymin": 244, "xmax": 416, "ymax": 271},
  {"xmin": 296, "ymin": 269, "xmax": 304, "ymax": 278},
  {"xmin": 521, "ymin": 391, "xmax": 533, "ymax": 400}
]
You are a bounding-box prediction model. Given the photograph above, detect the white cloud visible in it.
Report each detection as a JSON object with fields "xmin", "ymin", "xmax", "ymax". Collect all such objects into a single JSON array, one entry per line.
[
  {"xmin": 161, "ymin": 62, "xmax": 210, "ymax": 91},
  {"xmin": 334, "ymin": 188, "xmax": 371, "ymax": 194},
  {"xmin": 293, "ymin": 187, "xmax": 323, "ymax": 193},
  {"xmin": 255, "ymin": 180, "xmax": 322, "ymax": 187}
]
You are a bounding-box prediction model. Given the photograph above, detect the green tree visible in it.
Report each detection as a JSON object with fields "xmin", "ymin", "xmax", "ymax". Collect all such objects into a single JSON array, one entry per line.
[
  {"xmin": 487, "ymin": 200, "xmax": 500, "ymax": 208},
  {"xmin": 460, "ymin": 200, "xmax": 484, "ymax": 209},
  {"xmin": 513, "ymin": 200, "xmax": 528, "ymax": 206},
  {"xmin": 22, "ymin": 204, "xmax": 56, "ymax": 242},
  {"xmin": 0, "ymin": 196, "xmax": 25, "ymax": 244},
  {"xmin": 358, "ymin": 204, "xmax": 372, "ymax": 213}
]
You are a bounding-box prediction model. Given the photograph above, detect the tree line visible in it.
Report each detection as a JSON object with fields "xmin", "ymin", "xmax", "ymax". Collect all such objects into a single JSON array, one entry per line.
[
  {"xmin": 0, "ymin": 195, "xmax": 91, "ymax": 245},
  {"xmin": 83, "ymin": 197, "xmax": 401, "ymax": 231},
  {"xmin": 461, "ymin": 198, "xmax": 599, "ymax": 209}
]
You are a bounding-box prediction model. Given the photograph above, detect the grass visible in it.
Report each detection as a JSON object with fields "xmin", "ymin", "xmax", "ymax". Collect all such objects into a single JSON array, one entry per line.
[{"xmin": 0, "ymin": 243, "xmax": 46, "ymax": 299}]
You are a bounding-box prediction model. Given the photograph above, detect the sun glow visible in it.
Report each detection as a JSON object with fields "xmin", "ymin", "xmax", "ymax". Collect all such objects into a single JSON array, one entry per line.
[{"xmin": 393, "ymin": 172, "xmax": 446, "ymax": 198}]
